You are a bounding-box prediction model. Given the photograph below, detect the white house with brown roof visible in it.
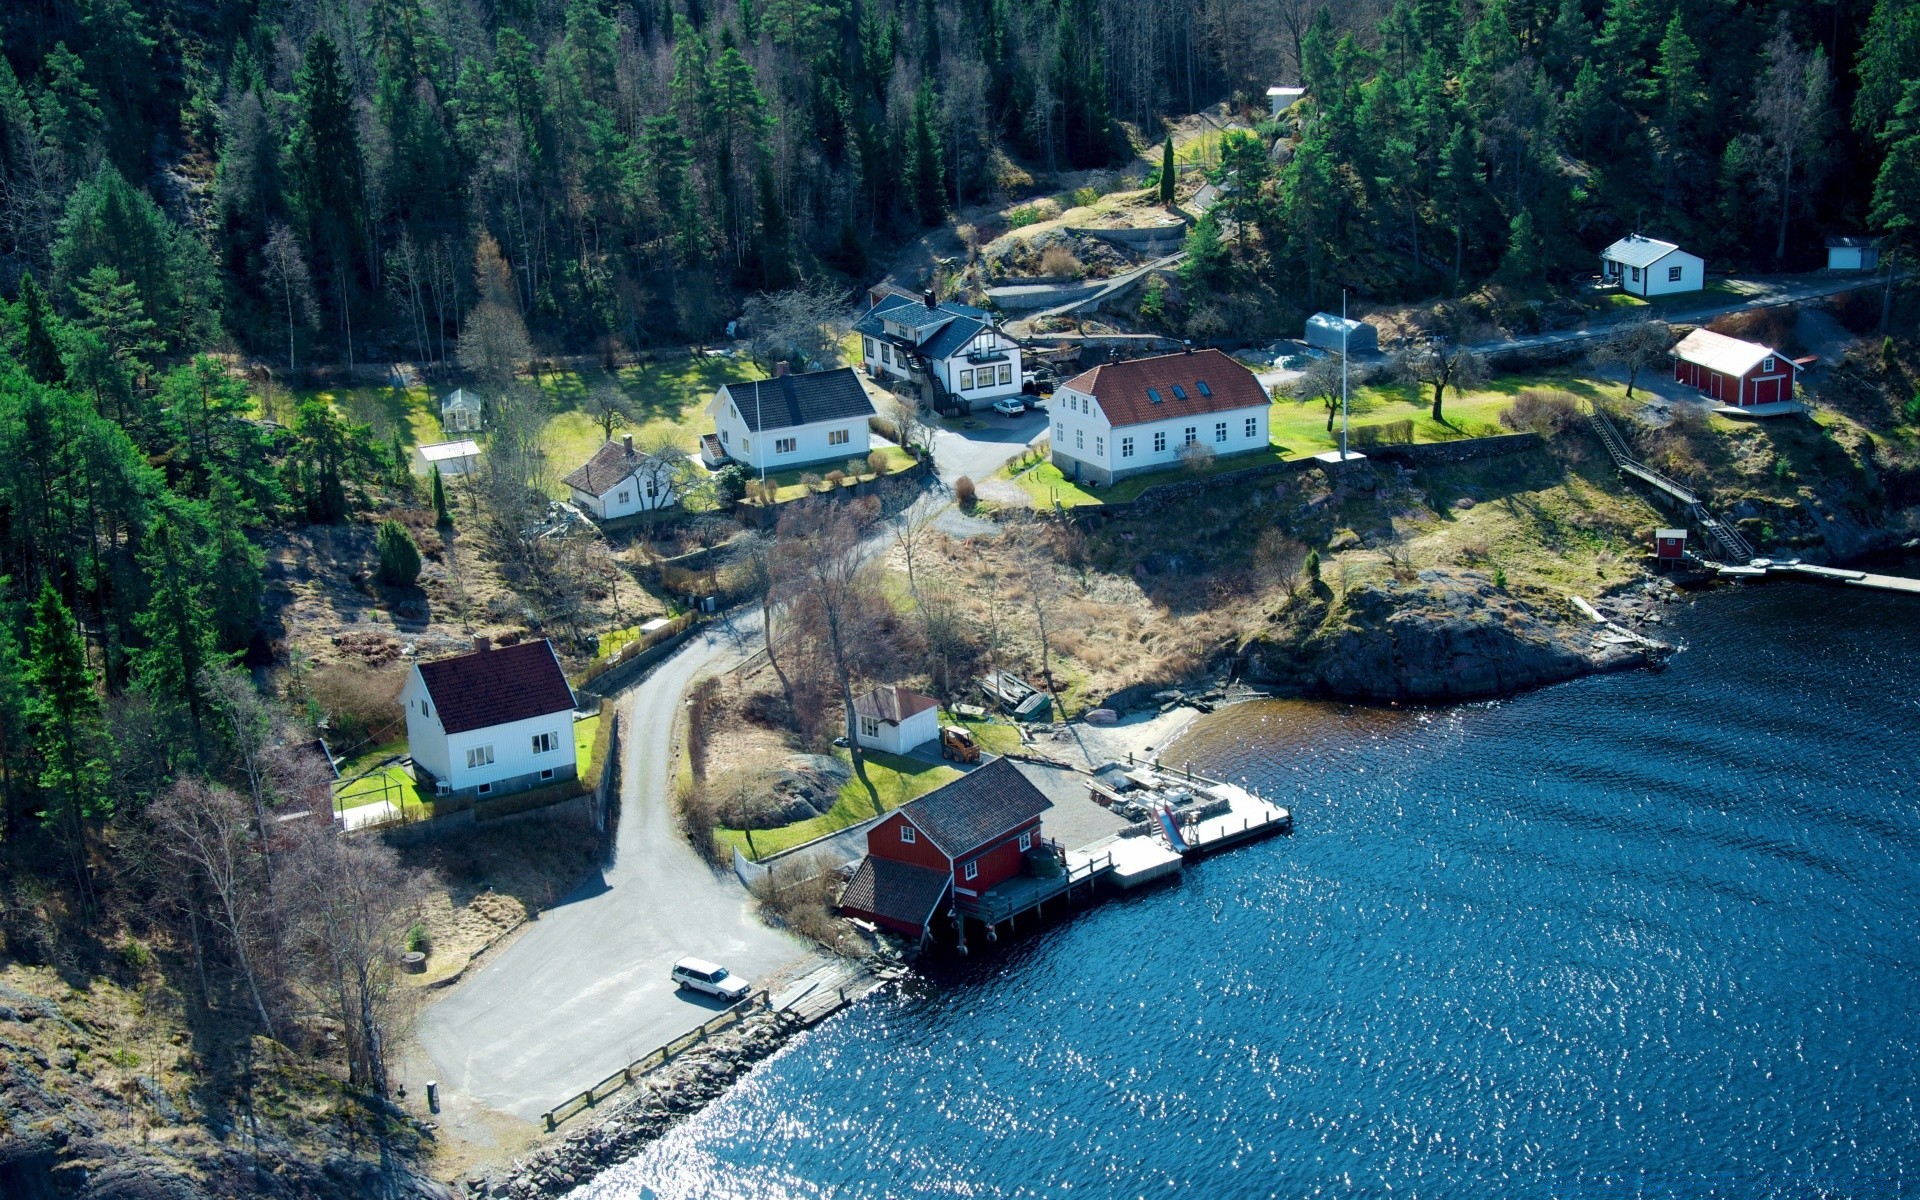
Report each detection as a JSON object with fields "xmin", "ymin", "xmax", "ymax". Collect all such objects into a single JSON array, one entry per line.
[
  {"xmin": 562, "ymin": 435, "xmax": 682, "ymax": 520},
  {"xmin": 1048, "ymin": 349, "xmax": 1271, "ymax": 487},
  {"xmin": 850, "ymin": 685, "xmax": 940, "ymax": 755},
  {"xmin": 399, "ymin": 637, "xmax": 579, "ymax": 798}
]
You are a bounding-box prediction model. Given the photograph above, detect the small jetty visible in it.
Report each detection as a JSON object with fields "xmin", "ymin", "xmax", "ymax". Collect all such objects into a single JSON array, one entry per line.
[
  {"xmin": 1081, "ymin": 759, "xmax": 1292, "ymax": 892},
  {"xmin": 1699, "ymin": 557, "xmax": 1920, "ymax": 597}
]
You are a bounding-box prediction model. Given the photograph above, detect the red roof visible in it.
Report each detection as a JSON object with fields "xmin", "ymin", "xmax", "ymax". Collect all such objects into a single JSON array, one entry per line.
[
  {"xmin": 1060, "ymin": 349, "xmax": 1268, "ymax": 428},
  {"xmin": 852, "ymin": 685, "xmax": 938, "ymax": 725},
  {"xmin": 416, "ymin": 639, "xmax": 576, "ymax": 734}
]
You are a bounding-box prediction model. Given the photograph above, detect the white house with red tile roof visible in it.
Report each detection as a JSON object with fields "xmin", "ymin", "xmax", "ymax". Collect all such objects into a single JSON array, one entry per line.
[
  {"xmin": 399, "ymin": 637, "xmax": 578, "ymax": 798},
  {"xmin": 1048, "ymin": 349, "xmax": 1271, "ymax": 487},
  {"xmin": 850, "ymin": 685, "xmax": 940, "ymax": 755}
]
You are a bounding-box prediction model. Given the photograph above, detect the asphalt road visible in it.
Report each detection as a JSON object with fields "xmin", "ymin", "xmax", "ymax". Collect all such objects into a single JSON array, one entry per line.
[
  {"xmin": 415, "ymin": 614, "xmax": 814, "ymax": 1123},
  {"xmin": 928, "ymin": 407, "xmax": 1051, "ymax": 486}
]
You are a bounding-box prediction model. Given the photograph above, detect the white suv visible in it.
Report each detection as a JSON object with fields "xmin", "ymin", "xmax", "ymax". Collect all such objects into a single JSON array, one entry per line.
[{"xmin": 671, "ymin": 957, "xmax": 751, "ymax": 1002}]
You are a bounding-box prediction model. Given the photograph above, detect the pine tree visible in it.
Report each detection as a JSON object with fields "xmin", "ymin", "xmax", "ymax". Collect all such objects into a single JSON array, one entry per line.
[
  {"xmin": 14, "ymin": 273, "xmax": 65, "ymax": 385},
  {"xmin": 204, "ymin": 476, "xmax": 265, "ymax": 652},
  {"xmin": 134, "ymin": 515, "xmax": 219, "ymax": 746},
  {"xmin": 432, "ymin": 464, "xmax": 453, "ymax": 527},
  {"xmin": 1653, "ymin": 12, "xmax": 1705, "ymax": 215},
  {"xmin": 906, "ymin": 83, "xmax": 946, "ymax": 225},
  {"xmin": 1159, "ymin": 136, "xmax": 1176, "ymax": 206},
  {"xmin": 1871, "ymin": 81, "xmax": 1920, "ymax": 249},
  {"xmin": 1498, "ymin": 209, "xmax": 1544, "ymax": 285},
  {"xmin": 376, "ymin": 520, "xmax": 422, "ymax": 586},
  {"xmin": 26, "ymin": 584, "xmax": 106, "ymax": 905}
]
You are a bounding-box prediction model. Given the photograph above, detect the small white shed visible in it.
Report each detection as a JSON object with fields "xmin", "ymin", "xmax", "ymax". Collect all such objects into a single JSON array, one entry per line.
[
  {"xmin": 850, "ymin": 686, "xmax": 940, "ymax": 756},
  {"xmin": 1825, "ymin": 237, "xmax": 1881, "ymax": 272},
  {"xmin": 1266, "ymin": 86, "xmax": 1306, "ymax": 118},
  {"xmin": 1304, "ymin": 313, "xmax": 1378, "ymax": 355},
  {"xmin": 416, "ymin": 439, "xmax": 481, "ymax": 477},
  {"xmin": 1600, "ymin": 234, "xmax": 1703, "ymax": 297}
]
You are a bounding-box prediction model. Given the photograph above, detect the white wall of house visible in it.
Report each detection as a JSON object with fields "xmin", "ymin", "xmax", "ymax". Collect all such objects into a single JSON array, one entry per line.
[
  {"xmin": 1828, "ymin": 245, "xmax": 1879, "ymax": 271},
  {"xmin": 1047, "ymin": 384, "xmax": 1271, "ymax": 486},
  {"xmin": 1606, "ymin": 250, "xmax": 1704, "ymax": 297},
  {"xmin": 710, "ymin": 388, "xmax": 870, "ymax": 471},
  {"xmin": 400, "ymin": 672, "xmax": 577, "ymax": 796},
  {"xmin": 860, "ymin": 328, "xmax": 1023, "ymax": 411},
  {"xmin": 852, "ymin": 706, "xmax": 940, "ymax": 756},
  {"xmin": 569, "ymin": 473, "xmax": 675, "ymax": 520}
]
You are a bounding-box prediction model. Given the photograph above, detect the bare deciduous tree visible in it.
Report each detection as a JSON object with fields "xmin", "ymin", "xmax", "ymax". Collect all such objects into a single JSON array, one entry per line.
[
  {"xmin": 1015, "ymin": 525, "xmax": 1066, "ymax": 700},
  {"xmin": 1396, "ymin": 337, "xmax": 1488, "ymax": 424},
  {"xmin": 458, "ymin": 233, "xmax": 534, "ymax": 384},
  {"xmin": 262, "ymin": 222, "xmax": 316, "ymax": 374},
  {"xmin": 1754, "ymin": 20, "xmax": 1833, "ymax": 267},
  {"xmin": 1590, "ymin": 320, "xmax": 1674, "ymax": 399},
  {"xmin": 740, "ymin": 280, "xmax": 852, "ymax": 373},
  {"xmin": 587, "ymin": 385, "xmax": 639, "ymax": 443},
  {"xmin": 148, "ymin": 778, "xmax": 278, "ymax": 1034}
]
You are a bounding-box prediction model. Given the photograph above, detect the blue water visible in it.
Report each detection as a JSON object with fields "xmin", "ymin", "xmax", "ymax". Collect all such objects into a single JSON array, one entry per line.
[{"xmin": 576, "ymin": 583, "xmax": 1920, "ymax": 1199}]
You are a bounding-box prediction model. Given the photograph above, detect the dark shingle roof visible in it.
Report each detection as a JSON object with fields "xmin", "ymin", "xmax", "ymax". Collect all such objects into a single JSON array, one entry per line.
[
  {"xmin": 839, "ymin": 856, "xmax": 950, "ymax": 928},
  {"xmin": 853, "ymin": 686, "xmax": 939, "ymax": 725},
  {"xmin": 416, "ymin": 640, "xmax": 575, "ymax": 735},
  {"xmin": 1060, "ymin": 349, "xmax": 1268, "ymax": 429},
  {"xmin": 900, "ymin": 757, "xmax": 1052, "ymax": 857},
  {"xmin": 723, "ymin": 368, "xmax": 875, "ymax": 433},
  {"xmin": 854, "ymin": 293, "xmax": 992, "ymax": 340},
  {"xmin": 921, "ymin": 316, "xmax": 989, "ymax": 361},
  {"xmin": 561, "ymin": 440, "xmax": 641, "ymax": 497}
]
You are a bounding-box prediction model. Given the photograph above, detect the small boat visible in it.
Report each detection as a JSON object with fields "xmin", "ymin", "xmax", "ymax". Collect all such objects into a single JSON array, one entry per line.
[{"xmin": 979, "ymin": 671, "xmax": 1052, "ymax": 721}]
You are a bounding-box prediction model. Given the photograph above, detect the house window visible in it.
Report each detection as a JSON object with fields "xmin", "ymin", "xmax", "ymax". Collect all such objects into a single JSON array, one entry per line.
[
  {"xmin": 863, "ymin": 337, "xmax": 876, "ymax": 359},
  {"xmin": 775, "ymin": 437, "xmax": 796, "ymax": 454},
  {"xmin": 1153, "ymin": 431, "xmax": 1167, "ymax": 453},
  {"xmin": 882, "ymin": 344, "xmax": 892, "ymax": 365},
  {"xmin": 531, "ymin": 731, "xmax": 560, "ymax": 754},
  {"xmin": 617, "ymin": 491, "xmax": 630, "ymax": 504},
  {"xmin": 1762, "ymin": 356, "xmax": 1776, "ymax": 372},
  {"xmin": 721, "ymin": 429, "xmax": 729, "ymax": 443},
  {"xmin": 1172, "ymin": 384, "xmax": 1187, "ymax": 400},
  {"xmin": 1019, "ymin": 831, "xmax": 1032, "ymax": 852},
  {"xmin": 1095, "ymin": 436, "xmax": 1104, "ymax": 456},
  {"xmin": 1056, "ymin": 422, "xmax": 1065, "ymax": 440},
  {"xmin": 900, "ymin": 824, "xmax": 916, "ymax": 844},
  {"xmin": 647, "ymin": 479, "xmax": 659, "ymax": 498},
  {"xmin": 1147, "ymin": 388, "xmax": 1163, "ymax": 404},
  {"xmin": 860, "ymin": 716, "xmax": 880, "ymax": 738},
  {"xmin": 960, "ymin": 369, "xmax": 975, "ymax": 389},
  {"xmin": 540, "ymin": 768, "xmax": 555, "ymax": 780},
  {"xmin": 1196, "ymin": 381, "xmax": 1212, "ymax": 396},
  {"xmin": 1668, "ymin": 265, "xmax": 1683, "ymax": 282},
  {"xmin": 1214, "ymin": 421, "xmax": 1228, "ymax": 443},
  {"xmin": 829, "ymin": 429, "xmax": 850, "ymax": 446},
  {"xmin": 1245, "ymin": 417, "xmax": 1258, "ymax": 438},
  {"xmin": 477, "ymin": 782, "xmax": 492, "ymax": 795},
  {"xmin": 466, "ymin": 745, "xmax": 495, "ymax": 770},
  {"xmin": 998, "ymin": 365, "xmax": 1012, "ymax": 385},
  {"xmin": 1075, "ymin": 429, "xmax": 1084, "ymax": 450},
  {"xmin": 741, "ymin": 437, "xmax": 750, "ymax": 452},
  {"xmin": 1631, "ymin": 266, "xmax": 1642, "ymax": 282},
  {"xmin": 1183, "ymin": 426, "xmax": 1197, "ymax": 446},
  {"xmin": 423, "ymin": 701, "xmax": 432, "ymax": 718},
  {"xmin": 1121, "ymin": 436, "xmax": 1134, "ymax": 458},
  {"xmin": 964, "ymin": 860, "xmax": 978, "ymax": 881}
]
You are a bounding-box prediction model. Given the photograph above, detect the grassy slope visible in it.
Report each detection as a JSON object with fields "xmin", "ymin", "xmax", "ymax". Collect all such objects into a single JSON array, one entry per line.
[{"xmin": 716, "ymin": 749, "xmax": 961, "ymax": 861}]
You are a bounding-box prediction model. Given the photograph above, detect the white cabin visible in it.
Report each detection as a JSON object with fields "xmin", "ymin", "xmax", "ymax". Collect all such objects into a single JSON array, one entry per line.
[
  {"xmin": 707, "ymin": 366, "xmax": 875, "ymax": 473},
  {"xmin": 850, "ymin": 686, "xmax": 941, "ymax": 756},
  {"xmin": 1600, "ymin": 234, "xmax": 1704, "ymax": 297}
]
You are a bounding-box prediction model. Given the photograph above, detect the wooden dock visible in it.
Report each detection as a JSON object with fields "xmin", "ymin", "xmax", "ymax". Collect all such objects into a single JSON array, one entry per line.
[{"xmin": 1702, "ymin": 559, "xmax": 1920, "ymax": 597}]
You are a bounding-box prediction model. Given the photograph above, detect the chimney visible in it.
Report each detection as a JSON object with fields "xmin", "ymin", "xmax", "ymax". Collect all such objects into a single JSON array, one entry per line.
[
  {"xmin": 474, "ymin": 636, "xmax": 491, "ymax": 654},
  {"xmin": 1108, "ymin": 346, "xmax": 1121, "ymax": 365},
  {"xmin": 623, "ymin": 434, "xmax": 634, "ymax": 454},
  {"xmin": 774, "ymin": 360, "xmax": 790, "ymax": 378},
  {"xmin": 1183, "ymin": 339, "xmax": 1194, "ymax": 354},
  {"xmin": 923, "ymin": 289, "xmax": 938, "ymax": 310}
]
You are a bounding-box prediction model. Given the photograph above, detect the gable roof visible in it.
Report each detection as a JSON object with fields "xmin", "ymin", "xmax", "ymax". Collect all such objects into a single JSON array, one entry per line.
[
  {"xmin": 416, "ymin": 639, "xmax": 576, "ymax": 735},
  {"xmin": 853, "ymin": 685, "xmax": 939, "ymax": 726},
  {"xmin": 840, "ymin": 856, "xmax": 950, "ymax": 929},
  {"xmin": 1601, "ymin": 234, "xmax": 1688, "ymax": 269},
  {"xmin": 899, "ymin": 757, "xmax": 1052, "ymax": 857},
  {"xmin": 1060, "ymin": 349, "xmax": 1268, "ymax": 428},
  {"xmin": 721, "ymin": 368, "xmax": 875, "ymax": 433},
  {"xmin": 562, "ymin": 440, "xmax": 643, "ymax": 497},
  {"xmin": 920, "ymin": 315, "xmax": 990, "ymax": 361},
  {"xmin": 441, "ymin": 388, "xmax": 482, "ymax": 413},
  {"xmin": 854, "ymin": 292, "xmax": 994, "ymax": 340},
  {"xmin": 1671, "ymin": 328, "xmax": 1790, "ymax": 377}
]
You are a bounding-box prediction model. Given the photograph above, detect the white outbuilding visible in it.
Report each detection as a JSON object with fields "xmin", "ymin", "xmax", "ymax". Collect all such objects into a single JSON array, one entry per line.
[
  {"xmin": 440, "ymin": 388, "xmax": 483, "ymax": 433},
  {"xmin": 1825, "ymin": 236, "xmax": 1882, "ymax": 272},
  {"xmin": 415, "ymin": 439, "xmax": 481, "ymax": 477},
  {"xmin": 1600, "ymin": 234, "xmax": 1704, "ymax": 297},
  {"xmin": 850, "ymin": 685, "xmax": 941, "ymax": 756},
  {"xmin": 400, "ymin": 637, "xmax": 579, "ymax": 799},
  {"xmin": 1266, "ymin": 86, "xmax": 1306, "ymax": 117},
  {"xmin": 1304, "ymin": 312, "xmax": 1379, "ymax": 355}
]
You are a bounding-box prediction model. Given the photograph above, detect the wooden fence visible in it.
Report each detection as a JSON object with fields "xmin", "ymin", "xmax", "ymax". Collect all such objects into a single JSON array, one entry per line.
[{"xmin": 575, "ymin": 614, "xmax": 699, "ymax": 689}]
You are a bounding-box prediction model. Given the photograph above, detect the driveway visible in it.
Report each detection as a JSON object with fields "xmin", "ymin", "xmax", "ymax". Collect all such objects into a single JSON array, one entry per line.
[
  {"xmin": 928, "ymin": 408, "xmax": 1051, "ymax": 486},
  {"xmin": 415, "ymin": 615, "xmax": 816, "ymax": 1123}
]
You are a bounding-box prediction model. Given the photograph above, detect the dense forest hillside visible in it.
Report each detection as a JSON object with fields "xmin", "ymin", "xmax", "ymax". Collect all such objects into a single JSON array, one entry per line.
[{"xmin": 0, "ymin": 0, "xmax": 1915, "ymax": 363}]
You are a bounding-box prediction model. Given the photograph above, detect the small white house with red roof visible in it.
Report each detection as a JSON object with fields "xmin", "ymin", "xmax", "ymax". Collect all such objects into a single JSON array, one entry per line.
[
  {"xmin": 400, "ymin": 637, "xmax": 579, "ymax": 798},
  {"xmin": 850, "ymin": 685, "xmax": 940, "ymax": 755},
  {"xmin": 1048, "ymin": 348, "xmax": 1271, "ymax": 487},
  {"xmin": 1670, "ymin": 328, "xmax": 1799, "ymax": 409}
]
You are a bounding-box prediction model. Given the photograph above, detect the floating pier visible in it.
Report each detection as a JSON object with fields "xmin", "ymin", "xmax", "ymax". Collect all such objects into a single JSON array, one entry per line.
[{"xmin": 1701, "ymin": 558, "xmax": 1920, "ymax": 597}]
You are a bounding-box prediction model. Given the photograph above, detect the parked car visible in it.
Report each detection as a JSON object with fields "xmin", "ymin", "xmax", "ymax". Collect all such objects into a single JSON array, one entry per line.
[
  {"xmin": 991, "ymin": 397, "xmax": 1028, "ymax": 417},
  {"xmin": 671, "ymin": 957, "xmax": 751, "ymax": 1002}
]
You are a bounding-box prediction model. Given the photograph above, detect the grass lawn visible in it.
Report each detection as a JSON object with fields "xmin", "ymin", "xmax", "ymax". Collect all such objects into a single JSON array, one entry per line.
[
  {"xmin": 715, "ymin": 749, "xmax": 961, "ymax": 861},
  {"xmin": 1015, "ymin": 445, "xmax": 1292, "ymax": 509},
  {"xmin": 744, "ymin": 445, "xmax": 918, "ymax": 503},
  {"xmin": 333, "ymin": 764, "xmax": 440, "ymax": 817},
  {"xmin": 946, "ymin": 713, "xmax": 1024, "ymax": 757},
  {"xmin": 1592, "ymin": 279, "xmax": 1743, "ymax": 313},
  {"xmin": 333, "ymin": 737, "xmax": 407, "ymax": 780},
  {"xmin": 574, "ymin": 712, "xmax": 601, "ymax": 776}
]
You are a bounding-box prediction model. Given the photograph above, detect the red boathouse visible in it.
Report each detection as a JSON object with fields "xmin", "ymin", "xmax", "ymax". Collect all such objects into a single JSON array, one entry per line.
[
  {"xmin": 1670, "ymin": 328, "xmax": 1798, "ymax": 408},
  {"xmin": 838, "ymin": 757, "xmax": 1053, "ymax": 940}
]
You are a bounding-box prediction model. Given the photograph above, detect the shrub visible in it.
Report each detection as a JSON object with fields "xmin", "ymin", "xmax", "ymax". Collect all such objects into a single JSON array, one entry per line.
[
  {"xmin": 1305, "ymin": 548, "xmax": 1321, "ymax": 581},
  {"xmin": 800, "ymin": 471, "xmax": 825, "ymax": 493},
  {"xmin": 1500, "ymin": 389, "xmax": 1582, "ymax": 437},
  {"xmin": 714, "ymin": 465, "xmax": 749, "ymax": 506},
  {"xmin": 405, "ymin": 923, "xmax": 431, "ymax": 953},
  {"xmin": 1039, "ymin": 245, "xmax": 1085, "ymax": 278},
  {"xmin": 868, "ymin": 449, "xmax": 891, "ymax": 476},
  {"xmin": 1008, "ymin": 205, "xmax": 1042, "ymax": 229},
  {"xmin": 868, "ymin": 415, "xmax": 900, "ymax": 442},
  {"xmin": 1139, "ymin": 275, "xmax": 1170, "ymax": 324},
  {"xmin": 1070, "ymin": 186, "xmax": 1099, "ymax": 208},
  {"xmin": 954, "ymin": 475, "xmax": 977, "ymax": 509},
  {"xmin": 1177, "ymin": 441, "xmax": 1215, "ymax": 473},
  {"xmin": 825, "ymin": 469, "xmax": 847, "ymax": 489},
  {"xmin": 376, "ymin": 519, "xmax": 422, "ymax": 586},
  {"xmin": 1351, "ymin": 420, "xmax": 1415, "ymax": 447},
  {"xmin": 311, "ymin": 665, "xmax": 404, "ymax": 750}
]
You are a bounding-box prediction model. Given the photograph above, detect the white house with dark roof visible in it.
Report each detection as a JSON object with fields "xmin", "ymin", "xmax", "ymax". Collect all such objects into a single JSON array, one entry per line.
[
  {"xmin": 399, "ymin": 637, "xmax": 579, "ymax": 798},
  {"xmin": 850, "ymin": 685, "xmax": 940, "ymax": 755},
  {"xmin": 1600, "ymin": 234, "xmax": 1704, "ymax": 297},
  {"xmin": 562, "ymin": 434, "xmax": 682, "ymax": 520},
  {"xmin": 707, "ymin": 365, "xmax": 875, "ymax": 472},
  {"xmin": 853, "ymin": 289, "xmax": 1023, "ymax": 412},
  {"xmin": 1048, "ymin": 349, "xmax": 1272, "ymax": 487}
]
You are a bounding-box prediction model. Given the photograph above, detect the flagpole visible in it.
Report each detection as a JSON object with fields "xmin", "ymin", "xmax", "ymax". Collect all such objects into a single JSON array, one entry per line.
[{"xmin": 1340, "ymin": 289, "xmax": 1350, "ymax": 461}]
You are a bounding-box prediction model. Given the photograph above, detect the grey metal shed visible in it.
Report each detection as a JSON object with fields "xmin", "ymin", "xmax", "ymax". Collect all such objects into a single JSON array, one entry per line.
[{"xmin": 1304, "ymin": 313, "xmax": 1377, "ymax": 355}]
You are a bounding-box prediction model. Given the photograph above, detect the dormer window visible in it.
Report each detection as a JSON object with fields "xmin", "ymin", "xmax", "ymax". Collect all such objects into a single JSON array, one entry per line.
[
  {"xmin": 1196, "ymin": 380, "xmax": 1212, "ymax": 396},
  {"xmin": 1147, "ymin": 388, "xmax": 1163, "ymax": 403},
  {"xmin": 1171, "ymin": 384, "xmax": 1187, "ymax": 400}
]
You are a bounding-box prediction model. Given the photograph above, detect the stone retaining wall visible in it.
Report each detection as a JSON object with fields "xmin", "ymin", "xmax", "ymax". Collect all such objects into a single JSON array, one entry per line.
[{"xmin": 1365, "ymin": 432, "xmax": 1541, "ymax": 465}]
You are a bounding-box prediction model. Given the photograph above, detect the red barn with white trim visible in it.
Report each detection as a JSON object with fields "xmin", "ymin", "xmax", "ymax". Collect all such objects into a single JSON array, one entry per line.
[
  {"xmin": 838, "ymin": 758, "xmax": 1052, "ymax": 939},
  {"xmin": 1670, "ymin": 329, "xmax": 1797, "ymax": 408}
]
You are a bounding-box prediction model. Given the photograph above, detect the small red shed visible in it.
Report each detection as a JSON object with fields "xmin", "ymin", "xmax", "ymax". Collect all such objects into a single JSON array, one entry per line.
[
  {"xmin": 1654, "ymin": 528, "xmax": 1688, "ymax": 560},
  {"xmin": 838, "ymin": 758, "xmax": 1053, "ymax": 939},
  {"xmin": 1670, "ymin": 329, "xmax": 1797, "ymax": 408}
]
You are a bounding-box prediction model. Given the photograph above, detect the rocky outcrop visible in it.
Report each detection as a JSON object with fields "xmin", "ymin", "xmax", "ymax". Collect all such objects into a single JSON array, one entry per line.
[{"xmin": 1239, "ymin": 568, "xmax": 1665, "ymax": 703}]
